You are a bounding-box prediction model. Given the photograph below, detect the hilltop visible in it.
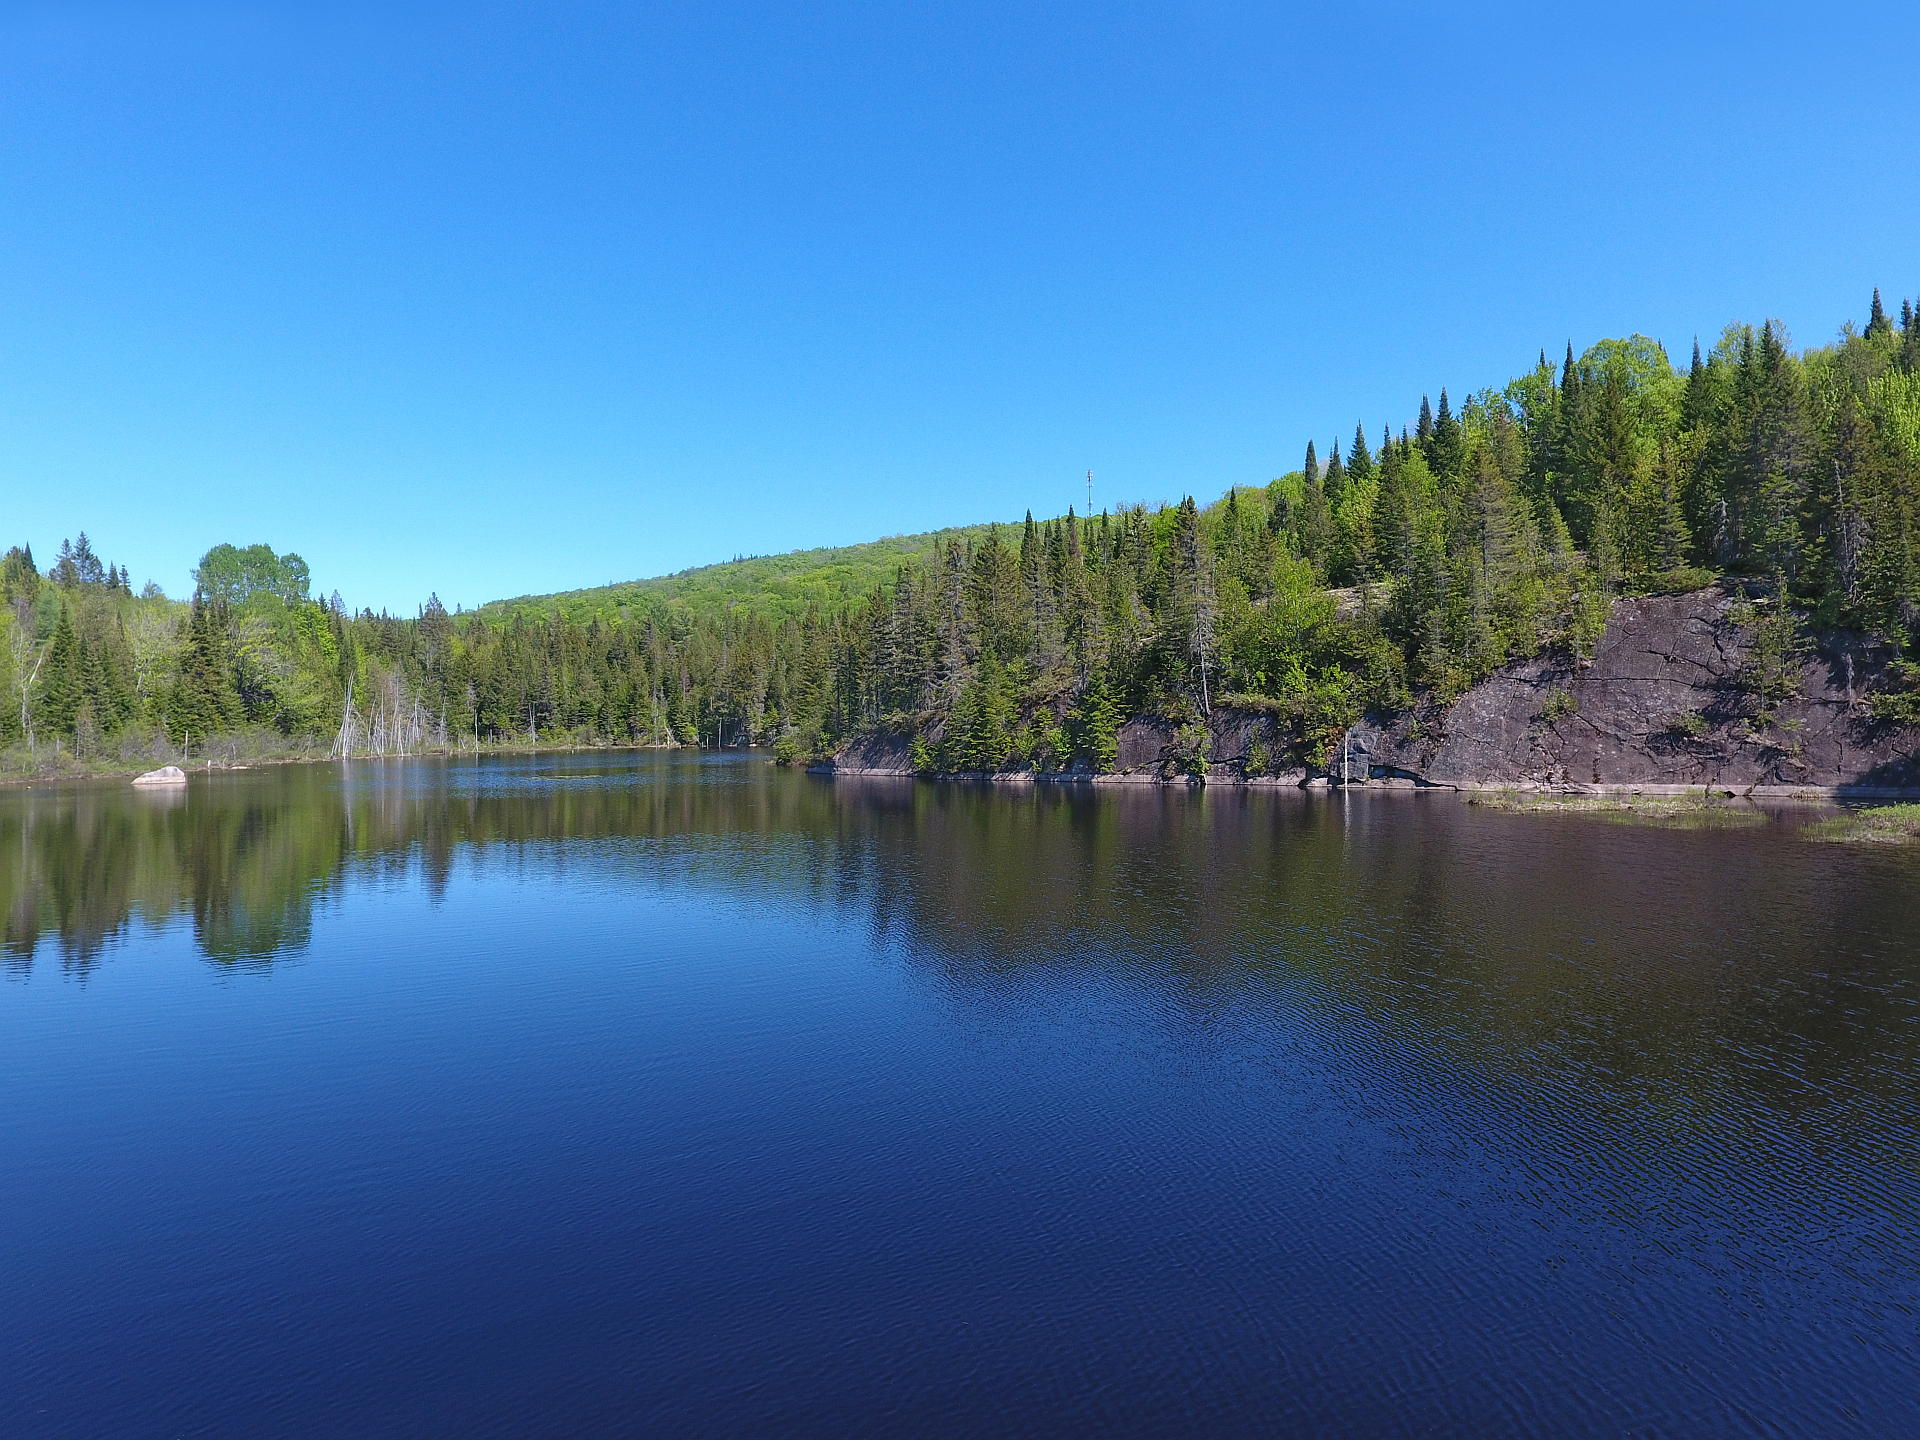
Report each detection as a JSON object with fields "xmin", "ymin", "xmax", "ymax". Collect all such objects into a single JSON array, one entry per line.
[
  {"xmin": 474, "ymin": 486, "xmax": 1286, "ymax": 626},
  {"xmin": 475, "ymin": 524, "xmax": 997, "ymax": 626}
]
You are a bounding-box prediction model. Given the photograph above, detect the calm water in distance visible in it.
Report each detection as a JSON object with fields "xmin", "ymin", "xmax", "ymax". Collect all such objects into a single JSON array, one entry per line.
[{"xmin": 4, "ymin": 753, "xmax": 1918, "ymax": 1438}]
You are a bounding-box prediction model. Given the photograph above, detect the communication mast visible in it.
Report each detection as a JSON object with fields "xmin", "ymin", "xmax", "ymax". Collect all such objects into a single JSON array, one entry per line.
[{"xmin": 1086, "ymin": 469, "xmax": 1094, "ymax": 514}]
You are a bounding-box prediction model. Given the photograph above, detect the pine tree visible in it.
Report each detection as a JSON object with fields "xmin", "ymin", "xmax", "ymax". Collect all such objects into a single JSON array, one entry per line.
[
  {"xmin": 1429, "ymin": 389, "xmax": 1463, "ymax": 480},
  {"xmin": 969, "ymin": 524, "xmax": 1028, "ymax": 666},
  {"xmin": 34, "ymin": 603, "xmax": 81, "ymax": 736},
  {"xmin": 1867, "ymin": 287, "xmax": 1893, "ymax": 341},
  {"xmin": 169, "ymin": 590, "xmax": 242, "ymax": 739},
  {"xmin": 1295, "ymin": 464, "xmax": 1333, "ymax": 577},
  {"xmin": 1741, "ymin": 320, "xmax": 1810, "ymax": 581},
  {"xmin": 1071, "ymin": 669, "xmax": 1120, "ymax": 771},
  {"xmin": 1322, "ymin": 441, "xmax": 1347, "ymax": 509},
  {"xmin": 0, "ymin": 545, "xmax": 37, "ymax": 605},
  {"xmin": 1347, "ymin": 423, "xmax": 1374, "ymax": 488},
  {"xmin": 947, "ymin": 654, "xmax": 1014, "ymax": 771},
  {"xmin": 1565, "ymin": 354, "xmax": 1639, "ymax": 547}
]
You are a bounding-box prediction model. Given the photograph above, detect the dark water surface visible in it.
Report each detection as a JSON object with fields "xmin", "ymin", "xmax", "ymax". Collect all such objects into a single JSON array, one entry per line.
[{"xmin": 5, "ymin": 754, "xmax": 1919, "ymax": 1438}]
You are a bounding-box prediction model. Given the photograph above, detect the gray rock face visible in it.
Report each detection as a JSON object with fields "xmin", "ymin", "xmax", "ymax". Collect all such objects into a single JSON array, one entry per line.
[
  {"xmin": 131, "ymin": 765, "xmax": 189, "ymax": 787},
  {"xmin": 829, "ymin": 730, "xmax": 919, "ymax": 775},
  {"xmin": 817, "ymin": 587, "xmax": 1920, "ymax": 793},
  {"xmin": 1348, "ymin": 586, "xmax": 1920, "ymax": 794}
]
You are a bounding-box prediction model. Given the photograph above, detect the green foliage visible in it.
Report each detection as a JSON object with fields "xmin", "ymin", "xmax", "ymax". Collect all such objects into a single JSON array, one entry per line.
[
  {"xmin": 945, "ymin": 656, "xmax": 1016, "ymax": 771},
  {"xmin": 14, "ymin": 289, "xmax": 1920, "ymax": 777},
  {"xmin": 1662, "ymin": 709, "xmax": 1711, "ymax": 739},
  {"xmin": 196, "ymin": 543, "xmax": 311, "ymax": 607},
  {"xmin": 1730, "ymin": 585, "xmax": 1808, "ymax": 710},
  {"xmin": 1071, "ymin": 672, "xmax": 1121, "ymax": 772},
  {"xmin": 771, "ymin": 728, "xmax": 816, "ymax": 766},
  {"xmin": 170, "ymin": 591, "xmax": 243, "ymax": 738},
  {"xmin": 1245, "ymin": 733, "xmax": 1271, "ymax": 776},
  {"xmin": 1541, "ymin": 687, "xmax": 1578, "ymax": 722},
  {"xmin": 1641, "ymin": 565, "xmax": 1717, "ymax": 595},
  {"xmin": 1170, "ymin": 719, "xmax": 1210, "ymax": 777},
  {"xmin": 1566, "ymin": 566, "xmax": 1616, "ymax": 661},
  {"xmin": 1807, "ymin": 803, "xmax": 1920, "ymax": 843},
  {"xmin": 1030, "ymin": 720, "xmax": 1069, "ymax": 771},
  {"xmin": 1866, "ymin": 659, "xmax": 1920, "ymax": 726},
  {"xmin": 479, "ymin": 527, "xmax": 995, "ymax": 628},
  {"xmin": 1, "ymin": 545, "xmax": 39, "ymax": 606}
]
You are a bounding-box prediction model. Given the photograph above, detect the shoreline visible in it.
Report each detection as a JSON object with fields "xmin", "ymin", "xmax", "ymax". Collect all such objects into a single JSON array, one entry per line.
[
  {"xmin": 0, "ymin": 740, "xmax": 697, "ymax": 791},
  {"xmin": 807, "ymin": 763, "xmax": 1914, "ymax": 801}
]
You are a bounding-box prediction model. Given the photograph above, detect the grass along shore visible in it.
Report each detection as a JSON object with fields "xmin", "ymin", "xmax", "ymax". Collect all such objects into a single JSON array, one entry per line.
[
  {"xmin": 1465, "ymin": 790, "xmax": 1771, "ymax": 829},
  {"xmin": 1805, "ymin": 804, "xmax": 1920, "ymax": 844}
]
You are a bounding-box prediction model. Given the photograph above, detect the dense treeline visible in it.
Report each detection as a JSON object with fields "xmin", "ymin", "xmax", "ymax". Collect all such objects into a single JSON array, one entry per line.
[{"xmin": 8, "ymin": 294, "xmax": 1920, "ymax": 774}]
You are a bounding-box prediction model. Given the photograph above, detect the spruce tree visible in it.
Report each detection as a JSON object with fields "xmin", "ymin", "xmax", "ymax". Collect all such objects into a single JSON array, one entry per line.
[
  {"xmin": 0, "ymin": 545, "xmax": 37, "ymax": 605},
  {"xmin": 1346, "ymin": 422, "xmax": 1374, "ymax": 488},
  {"xmin": 1867, "ymin": 287, "xmax": 1893, "ymax": 340},
  {"xmin": 1071, "ymin": 669, "xmax": 1120, "ymax": 771},
  {"xmin": 170, "ymin": 590, "xmax": 242, "ymax": 739},
  {"xmin": 1295, "ymin": 464, "xmax": 1333, "ymax": 578},
  {"xmin": 1429, "ymin": 389, "xmax": 1463, "ymax": 480},
  {"xmin": 1323, "ymin": 441, "xmax": 1347, "ymax": 508},
  {"xmin": 34, "ymin": 603, "xmax": 81, "ymax": 736}
]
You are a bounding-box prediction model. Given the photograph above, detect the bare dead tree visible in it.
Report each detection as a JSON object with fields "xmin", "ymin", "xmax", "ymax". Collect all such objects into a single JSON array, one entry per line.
[{"xmin": 7, "ymin": 601, "xmax": 49, "ymax": 754}]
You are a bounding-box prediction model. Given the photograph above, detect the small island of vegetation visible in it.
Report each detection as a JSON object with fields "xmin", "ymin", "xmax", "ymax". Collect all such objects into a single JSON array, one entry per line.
[
  {"xmin": 1465, "ymin": 791, "xmax": 1771, "ymax": 829},
  {"xmin": 1806, "ymin": 804, "xmax": 1920, "ymax": 844}
]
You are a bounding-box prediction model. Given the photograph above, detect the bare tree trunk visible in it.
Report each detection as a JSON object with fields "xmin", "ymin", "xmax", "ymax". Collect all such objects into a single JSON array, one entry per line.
[
  {"xmin": 334, "ymin": 679, "xmax": 360, "ymax": 758},
  {"xmin": 9, "ymin": 610, "xmax": 48, "ymax": 755}
]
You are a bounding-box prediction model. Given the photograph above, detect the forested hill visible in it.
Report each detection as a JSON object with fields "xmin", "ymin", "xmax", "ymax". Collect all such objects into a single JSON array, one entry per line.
[
  {"xmin": 478, "ymin": 524, "xmax": 998, "ymax": 625},
  {"xmin": 8, "ymin": 290, "xmax": 1920, "ymax": 781}
]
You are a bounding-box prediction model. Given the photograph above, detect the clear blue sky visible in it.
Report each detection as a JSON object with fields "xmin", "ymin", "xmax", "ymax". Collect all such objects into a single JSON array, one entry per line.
[{"xmin": 4, "ymin": 1, "xmax": 1917, "ymax": 612}]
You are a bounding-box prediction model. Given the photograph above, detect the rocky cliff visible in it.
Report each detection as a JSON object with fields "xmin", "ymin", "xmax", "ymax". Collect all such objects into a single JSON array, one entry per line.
[
  {"xmin": 1343, "ymin": 586, "xmax": 1919, "ymax": 794},
  {"xmin": 817, "ymin": 586, "xmax": 1920, "ymax": 795}
]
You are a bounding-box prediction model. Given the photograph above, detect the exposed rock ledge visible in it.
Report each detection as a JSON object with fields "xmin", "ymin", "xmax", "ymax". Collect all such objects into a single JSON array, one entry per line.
[{"xmin": 814, "ymin": 587, "xmax": 1920, "ymax": 796}]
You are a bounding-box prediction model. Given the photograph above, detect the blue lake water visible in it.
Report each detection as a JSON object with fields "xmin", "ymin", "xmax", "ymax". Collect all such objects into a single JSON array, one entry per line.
[{"xmin": 4, "ymin": 752, "xmax": 1918, "ymax": 1437}]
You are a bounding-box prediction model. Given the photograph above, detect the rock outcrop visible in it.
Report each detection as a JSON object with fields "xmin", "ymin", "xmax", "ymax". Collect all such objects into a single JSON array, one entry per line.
[
  {"xmin": 131, "ymin": 765, "xmax": 189, "ymax": 788},
  {"xmin": 1344, "ymin": 586, "xmax": 1920, "ymax": 795},
  {"xmin": 829, "ymin": 729, "xmax": 921, "ymax": 776},
  {"xmin": 815, "ymin": 586, "xmax": 1920, "ymax": 794}
]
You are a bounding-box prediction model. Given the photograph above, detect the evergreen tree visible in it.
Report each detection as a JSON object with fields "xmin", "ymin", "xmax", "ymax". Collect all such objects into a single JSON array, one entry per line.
[
  {"xmin": 1322, "ymin": 441, "xmax": 1347, "ymax": 509},
  {"xmin": 1346, "ymin": 423, "xmax": 1374, "ymax": 488},
  {"xmin": 169, "ymin": 590, "xmax": 242, "ymax": 740},
  {"xmin": 1867, "ymin": 287, "xmax": 1893, "ymax": 340},
  {"xmin": 0, "ymin": 545, "xmax": 38, "ymax": 605},
  {"xmin": 1295, "ymin": 464, "xmax": 1334, "ymax": 577},
  {"xmin": 1429, "ymin": 388, "xmax": 1463, "ymax": 480},
  {"xmin": 34, "ymin": 603, "xmax": 82, "ymax": 736}
]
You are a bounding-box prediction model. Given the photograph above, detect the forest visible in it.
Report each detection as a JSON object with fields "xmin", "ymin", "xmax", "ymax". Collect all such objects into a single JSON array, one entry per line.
[{"xmin": 7, "ymin": 292, "xmax": 1920, "ymax": 778}]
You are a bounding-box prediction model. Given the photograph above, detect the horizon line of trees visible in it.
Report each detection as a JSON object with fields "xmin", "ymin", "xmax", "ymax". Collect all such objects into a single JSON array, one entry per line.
[{"xmin": 7, "ymin": 292, "xmax": 1920, "ymax": 772}]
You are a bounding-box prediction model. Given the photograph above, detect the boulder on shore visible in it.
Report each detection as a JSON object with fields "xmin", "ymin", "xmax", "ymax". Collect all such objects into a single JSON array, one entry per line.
[{"xmin": 131, "ymin": 765, "xmax": 188, "ymax": 788}]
